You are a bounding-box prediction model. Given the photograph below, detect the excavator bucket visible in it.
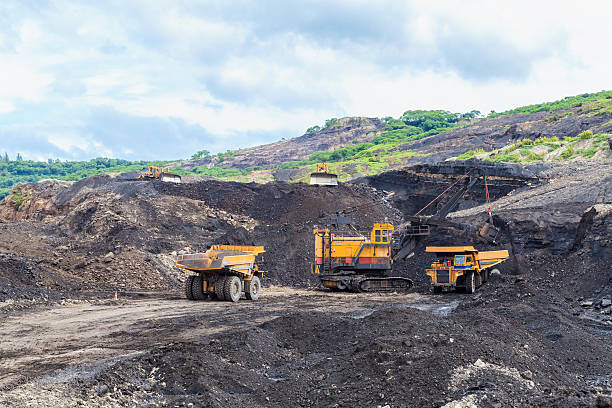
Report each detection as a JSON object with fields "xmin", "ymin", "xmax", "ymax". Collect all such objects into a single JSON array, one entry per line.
[
  {"xmin": 478, "ymin": 219, "xmax": 499, "ymax": 244},
  {"xmin": 310, "ymin": 163, "xmax": 338, "ymax": 186}
]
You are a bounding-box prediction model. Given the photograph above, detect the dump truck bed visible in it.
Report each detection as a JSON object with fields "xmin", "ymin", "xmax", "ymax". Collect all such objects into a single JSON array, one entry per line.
[{"xmin": 176, "ymin": 245, "xmax": 265, "ymax": 275}]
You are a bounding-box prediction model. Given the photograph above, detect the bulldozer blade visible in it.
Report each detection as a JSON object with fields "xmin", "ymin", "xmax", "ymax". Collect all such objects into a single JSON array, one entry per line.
[
  {"xmin": 160, "ymin": 173, "xmax": 182, "ymax": 183},
  {"xmin": 309, "ymin": 172, "xmax": 338, "ymax": 186}
]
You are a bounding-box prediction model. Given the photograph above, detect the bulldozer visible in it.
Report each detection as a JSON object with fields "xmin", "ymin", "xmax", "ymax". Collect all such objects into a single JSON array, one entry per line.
[
  {"xmin": 310, "ymin": 163, "xmax": 338, "ymax": 186},
  {"xmin": 137, "ymin": 166, "xmax": 182, "ymax": 183},
  {"xmin": 177, "ymin": 245, "xmax": 265, "ymax": 302},
  {"xmin": 425, "ymin": 246, "xmax": 509, "ymax": 293}
]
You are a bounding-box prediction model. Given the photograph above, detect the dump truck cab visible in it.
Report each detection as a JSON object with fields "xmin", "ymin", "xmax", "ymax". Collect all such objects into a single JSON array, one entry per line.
[{"xmin": 425, "ymin": 246, "xmax": 509, "ymax": 294}]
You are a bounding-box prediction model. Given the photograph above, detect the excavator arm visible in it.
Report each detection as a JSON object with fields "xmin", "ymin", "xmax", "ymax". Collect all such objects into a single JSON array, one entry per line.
[{"xmin": 393, "ymin": 170, "xmax": 497, "ymax": 261}]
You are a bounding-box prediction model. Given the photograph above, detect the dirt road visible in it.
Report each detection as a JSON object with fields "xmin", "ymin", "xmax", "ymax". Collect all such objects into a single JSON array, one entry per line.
[{"xmin": 0, "ymin": 288, "xmax": 455, "ymax": 402}]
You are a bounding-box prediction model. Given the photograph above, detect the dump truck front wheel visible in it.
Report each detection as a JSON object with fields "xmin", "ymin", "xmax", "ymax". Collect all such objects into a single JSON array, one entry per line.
[
  {"xmin": 185, "ymin": 276, "xmax": 195, "ymax": 300},
  {"xmin": 224, "ymin": 276, "xmax": 242, "ymax": 302},
  {"xmin": 215, "ymin": 276, "xmax": 226, "ymax": 301},
  {"xmin": 192, "ymin": 276, "xmax": 208, "ymax": 300},
  {"xmin": 245, "ymin": 276, "xmax": 261, "ymax": 301},
  {"xmin": 465, "ymin": 272, "xmax": 475, "ymax": 294}
]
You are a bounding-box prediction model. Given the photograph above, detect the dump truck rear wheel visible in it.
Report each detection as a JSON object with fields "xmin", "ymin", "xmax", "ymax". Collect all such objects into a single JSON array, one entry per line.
[
  {"xmin": 215, "ymin": 276, "xmax": 226, "ymax": 301},
  {"xmin": 475, "ymin": 272, "xmax": 482, "ymax": 288},
  {"xmin": 465, "ymin": 272, "xmax": 475, "ymax": 294},
  {"xmin": 192, "ymin": 276, "xmax": 208, "ymax": 300},
  {"xmin": 433, "ymin": 286, "xmax": 443, "ymax": 294},
  {"xmin": 482, "ymin": 270, "xmax": 489, "ymax": 283},
  {"xmin": 185, "ymin": 276, "xmax": 195, "ymax": 300},
  {"xmin": 245, "ymin": 276, "xmax": 261, "ymax": 301},
  {"xmin": 224, "ymin": 276, "xmax": 242, "ymax": 303}
]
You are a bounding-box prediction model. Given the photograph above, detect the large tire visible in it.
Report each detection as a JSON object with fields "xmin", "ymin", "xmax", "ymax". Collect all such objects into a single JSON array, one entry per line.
[
  {"xmin": 185, "ymin": 276, "xmax": 195, "ymax": 300},
  {"xmin": 475, "ymin": 272, "xmax": 482, "ymax": 288},
  {"xmin": 433, "ymin": 286, "xmax": 443, "ymax": 294},
  {"xmin": 192, "ymin": 276, "xmax": 208, "ymax": 300},
  {"xmin": 245, "ymin": 276, "xmax": 262, "ymax": 301},
  {"xmin": 465, "ymin": 272, "xmax": 476, "ymax": 294},
  {"xmin": 215, "ymin": 275, "xmax": 226, "ymax": 301},
  {"xmin": 224, "ymin": 276, "xmax": 242, "ymax": 303}
]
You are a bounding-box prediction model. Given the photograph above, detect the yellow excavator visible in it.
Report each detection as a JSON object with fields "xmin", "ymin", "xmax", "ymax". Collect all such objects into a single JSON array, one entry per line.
[{"xmin": 312, "ymin": 223, "xmax": 413, "ymax": 292}]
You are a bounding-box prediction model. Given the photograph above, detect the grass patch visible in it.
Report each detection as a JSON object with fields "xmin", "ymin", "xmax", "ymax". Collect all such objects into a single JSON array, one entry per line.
[
  {"xmin": 488, "ymin": 90, "xmax": 612, "ymax": 118},
  {"xmin": 453, "ymin": 148, "xmax": 486, "ymax": 160}
]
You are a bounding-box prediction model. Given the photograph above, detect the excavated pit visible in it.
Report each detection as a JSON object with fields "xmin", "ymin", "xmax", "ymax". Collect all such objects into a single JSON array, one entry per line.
[{"xmin": 0, "ymin": 160, "xmax": 610, "ymax": 407}]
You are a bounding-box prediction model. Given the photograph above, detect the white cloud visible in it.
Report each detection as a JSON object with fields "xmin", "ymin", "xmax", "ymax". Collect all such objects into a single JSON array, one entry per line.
[{"xmin": 0, "ymin": 0, "xmax": 611, "ymax": 161}]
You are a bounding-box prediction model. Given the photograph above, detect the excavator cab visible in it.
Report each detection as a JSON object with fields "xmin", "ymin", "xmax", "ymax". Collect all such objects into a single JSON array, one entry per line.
[{"xmin": 371, "ymin": 224, "xmax": 393, "ymax": 243}]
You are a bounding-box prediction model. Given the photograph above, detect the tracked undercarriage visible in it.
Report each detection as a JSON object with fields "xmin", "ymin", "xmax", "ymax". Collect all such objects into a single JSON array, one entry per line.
[{"xmin": 319, "ymin": 273, "xmax": 413, "ymax": 292}]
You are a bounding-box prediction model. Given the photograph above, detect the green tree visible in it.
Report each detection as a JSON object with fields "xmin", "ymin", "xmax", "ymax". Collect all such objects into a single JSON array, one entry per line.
[
  {"xmin": 400, "ymin": 110, "xmax": 460, "ymax": 131},
  {"xmin": 191, "ymin": 150, "xmax": 210, "ymax": 160},
  {"xmin": 306, "ymin": 125, "xmax": 321, "ymax": 133},
  {"xmin": 324, "ymin": 118, "xmax": 338, "ymax": 128}
]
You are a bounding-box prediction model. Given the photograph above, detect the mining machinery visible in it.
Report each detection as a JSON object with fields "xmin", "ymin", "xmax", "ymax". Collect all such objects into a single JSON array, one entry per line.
[
  {"xmin": 309, "ymin": 163, "xmax": 338, "ymax": 186},
  {"xmin": 425, "ymin": 246, "xmax": 509, "ymax": 293},
  {"xmin": 312, "ymin": 169, "xmax": 499, "ymax": 292},
  {"xmin": 137, "ymin": 166, "xmax": 182, "ymax": 183},
  {"xmin": 177, "ymin": 245, "xmax": 265, "ymax": 302}
]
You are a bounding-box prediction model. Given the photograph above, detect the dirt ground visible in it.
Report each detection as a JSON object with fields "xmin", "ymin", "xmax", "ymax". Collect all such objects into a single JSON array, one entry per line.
[{"xmin": 0, "ymin": 283, "xmax": 609, "ymax": 408}]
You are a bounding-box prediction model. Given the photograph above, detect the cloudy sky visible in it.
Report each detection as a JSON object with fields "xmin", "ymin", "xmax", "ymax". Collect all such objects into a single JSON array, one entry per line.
[{"xmin": 1, "ymin": 0, "xmax": 611, "ymax": 161}]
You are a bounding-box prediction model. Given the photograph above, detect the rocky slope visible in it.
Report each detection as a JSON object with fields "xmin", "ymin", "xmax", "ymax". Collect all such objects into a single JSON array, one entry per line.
[{"xmin": 183, "ymin": 117, "xmax": 384, "ymax": 170}]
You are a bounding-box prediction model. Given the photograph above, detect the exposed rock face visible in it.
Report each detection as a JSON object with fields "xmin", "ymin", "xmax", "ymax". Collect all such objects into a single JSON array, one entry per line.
[
  {"xmin": 0, "ymin": 180, "xmax": 71, "ymax": 221},
  {"xmin": 180, "ymin": 117, "xmax": 384, "ymax": 170},
  {"xmin": 401, "ymin": 110, "xmax": 612, "ymax": 164}
]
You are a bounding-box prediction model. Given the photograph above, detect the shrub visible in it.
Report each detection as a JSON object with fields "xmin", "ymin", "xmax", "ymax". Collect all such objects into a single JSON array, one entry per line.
[
  {"xmin": 561, "ymin": 146, "xmax": 574, "ymax": 160},
  {"xmin": 578, "ymin": 130, "xmax": 594, "ymax": 139},
  {"xmin": 534, "ymin": 136, "xmax": 560, "ymax": 145}
]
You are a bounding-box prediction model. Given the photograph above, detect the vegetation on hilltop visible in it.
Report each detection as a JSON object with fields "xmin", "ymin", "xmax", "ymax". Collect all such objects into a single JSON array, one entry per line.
[
  {"xmin": 0, "ymin": 158, "xmax": 169, "ymax": 199},
  {"xmin": 488, "ymin": 90, "xmax": 612, "ymax": 118},
  {"xmin": 452, "ymin": 132, "xmax": 611, "ymax": 163}
]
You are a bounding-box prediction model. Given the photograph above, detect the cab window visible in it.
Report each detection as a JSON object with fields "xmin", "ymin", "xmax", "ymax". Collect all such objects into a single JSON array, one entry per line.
[
  {"xmin": 454, "ymin": 255, "xmax": 466, "ymax": 264},
  {"xmin": 381, "ymin": 229, "xmax": 389, "ymax": 243},
  {"xmin": 375, "ymin": 229, "xmax": 381, "ymax": 242}
]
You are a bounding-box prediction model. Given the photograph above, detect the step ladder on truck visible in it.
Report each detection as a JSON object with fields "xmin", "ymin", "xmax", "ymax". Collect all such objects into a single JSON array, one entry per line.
[
  {"xmin": 177, "ymin": 245, "xmax": 265, "ymax": 302},
  {"xmin": 425, "ymin": 246, "xmax": 509, "ymax": 293}
]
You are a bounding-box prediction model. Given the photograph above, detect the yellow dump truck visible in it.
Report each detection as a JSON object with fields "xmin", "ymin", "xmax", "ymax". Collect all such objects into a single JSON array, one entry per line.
[
  {"xmin": 177, "ymin": 245, "xmax": 265, "ymax": 302},
  {"xmin": 425, "ymin": 246, "xmax": 509, "ymax": 293},
  {"xmin": 312, "ymin": 224, "xmax": 413, "ymax": 292}
]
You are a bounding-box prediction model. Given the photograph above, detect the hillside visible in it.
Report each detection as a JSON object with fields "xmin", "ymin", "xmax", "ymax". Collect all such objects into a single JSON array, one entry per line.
[
  {"xmin": 1, "ymin": 91, "xmax": 611, "ymax": 199},
  {"xmin": 170, "ymin": 90, "xmax": 612, "ymax": 182}
]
